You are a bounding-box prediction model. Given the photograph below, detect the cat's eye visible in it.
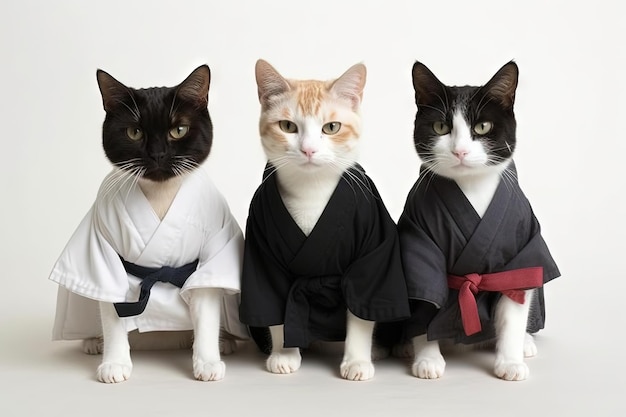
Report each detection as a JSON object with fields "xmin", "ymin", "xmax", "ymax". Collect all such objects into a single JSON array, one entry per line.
[
  {"xmin": 473, "ymin": 121, "xmax": 493, "ymax": 135},
  {"xmin": 170, "ymin": 125, "xmax": 189, "ymax": 140},
  {"xmin": 433, "ymin": 121, "xmax": 450, "ymax": 135},
  {"xmin": 278, "ymin": 120, "xmax": 298, "ymax": 133},
  {"xmin": 322, "ymin": 122, "xmax": 342, "ymax": 135},
  {"xmin": 126, "ymin": 127, "xmax": 143, "ymax": 141}
]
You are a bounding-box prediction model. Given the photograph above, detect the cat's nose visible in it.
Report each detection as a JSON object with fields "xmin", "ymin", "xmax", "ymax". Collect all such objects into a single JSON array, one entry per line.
[
  {"xmin": 300, "ymin": 147, "xmax": 317, "ymax": 158},
  {"xmin": 453, "ymin": 150, "xmax": 469, "ymax": 161}
]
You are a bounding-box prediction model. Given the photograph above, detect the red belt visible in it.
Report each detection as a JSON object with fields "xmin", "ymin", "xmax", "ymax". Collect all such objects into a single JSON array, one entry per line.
[{"xmin": 447, "ymin": 267, "xmax": 544, "ymax": 336}]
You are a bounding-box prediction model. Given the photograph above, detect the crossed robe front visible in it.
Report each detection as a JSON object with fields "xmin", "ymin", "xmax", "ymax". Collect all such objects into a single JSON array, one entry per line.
[
  {"xmin": 239, "ymin": 164, "xmax": 410, "ymax": 349},
  {"xmin": 49, "ymin": 168, "xmax": 249, "ymax": 341},
  {"xmin": 398, "ymin": 163, "xmax": 561, "ymax": 344}
]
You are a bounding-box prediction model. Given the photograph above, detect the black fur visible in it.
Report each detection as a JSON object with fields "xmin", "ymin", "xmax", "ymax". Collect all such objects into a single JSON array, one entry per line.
[
  {"xmin": 96, "ymin": 65, "xmax": 213, "ymax": 182},
  {"xmin": 411, "ymin": 61, "xmax": 519, "ymax": 165}
]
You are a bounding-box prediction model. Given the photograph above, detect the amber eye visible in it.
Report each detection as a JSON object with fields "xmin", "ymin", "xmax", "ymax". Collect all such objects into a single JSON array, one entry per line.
[
  {"xmin": 126, "ymin": 127, "xmax": 143, "ymax": 141},
  {"xmin": 169, "ymin": 125, "xmax": 189, "ymax": 140},
  {"xmin": 278, "ymin": 120, "xmax": 298, "ymax": 133},
  {"xmin": 433, "ymin": 121, "xmax": 450, "ymax": 135},
  {"xmin": 322, "ymin": 122, "xmax": 342, "ymax": 135},
  {"xmin": 473, "ymin": 121, "xmax": 493, "ymax": 135}
]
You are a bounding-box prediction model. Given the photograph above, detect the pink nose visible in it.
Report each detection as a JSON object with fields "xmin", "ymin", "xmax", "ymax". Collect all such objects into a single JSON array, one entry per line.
[
  {"xmin": 301, "ymin": 148, "xmax": 316, "ymax": 158},
  {"xmin": 453, "ymin": 150, "xmax": 468, "ymax": 161}
]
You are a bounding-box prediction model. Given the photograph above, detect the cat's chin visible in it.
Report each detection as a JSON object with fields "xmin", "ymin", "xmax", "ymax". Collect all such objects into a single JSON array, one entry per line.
[
  {"xmin": 141, "ymin": 170, "xmax": 182, "ymax": 183},
  {"xmin": 432, "ymin": 161, "xmax": 509, "ymax": 180}
]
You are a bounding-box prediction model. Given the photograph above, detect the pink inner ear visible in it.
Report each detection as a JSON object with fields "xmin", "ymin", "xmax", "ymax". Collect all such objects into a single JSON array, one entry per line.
[
  {"xmin": 255, "ymin": 60, "xmax": 290, "ymax": 107},
  {"xmin": 331, "ymin": 64, "xmax": 366, "ymax": 110}
]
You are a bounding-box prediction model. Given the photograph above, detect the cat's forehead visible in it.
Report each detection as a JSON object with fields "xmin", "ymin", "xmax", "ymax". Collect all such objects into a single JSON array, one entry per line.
[
  {"xmin": 289, "ymin": 79, "xmax": 331, "ymax": 115},
  {"xmin": 134, "ymin": 86, "xmax": 173, "ymax": 101}
]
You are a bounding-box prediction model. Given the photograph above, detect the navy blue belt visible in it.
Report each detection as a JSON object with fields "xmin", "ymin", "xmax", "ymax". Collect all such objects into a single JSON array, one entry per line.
[{"xmin": 114, "ymin": 257, "xmax": 199, "ymax": 317}]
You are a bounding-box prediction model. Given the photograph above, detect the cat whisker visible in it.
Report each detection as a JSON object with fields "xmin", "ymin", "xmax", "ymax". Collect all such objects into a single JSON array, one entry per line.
[
  {"xmin": 127, "ymin": 90, "xmax": 141, "ymax": 122},
  {"xmin": 330, "ymin": 158, "xmax": 374, "ymax": 200},
  {"xmin": 474, "ymin": 93, "xmax": 494, "ymax": 118},
  {"xmin": 433, "ymin": 90, "xmax": 449, "ymax": 115},
  {"xmin": 418, "ymin": 103, "xmax": 446, "ymax": 119},
  {"xmin": 100, "ymin": 166, "xmax": 136, "ymax": 201},
  {"xmin": 499, "ymin": 167, "xmax": 517, "ymax": 194},
  {"xmin": 113, "ymin": 99, "xmax": 140, "ymax": 122},
  {"xmin": 100, "ymin": 165, "xmax": 144, "ymax": 204},
  {"xmin": 414, "ymin": 161, "xmax": 441, "ymax": 193},
  {"xmin": 261, "ymin": 159, "xmax": 291, "ymax": 185},
  {"xmin": 124, "ymin": 167, "xmax": 145, "ymax": 203}
]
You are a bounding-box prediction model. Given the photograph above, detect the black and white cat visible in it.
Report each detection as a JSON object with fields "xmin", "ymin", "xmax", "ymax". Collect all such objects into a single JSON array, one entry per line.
[
  {"xmin": 397, "ymin": 61, "xmax": 560, "ymax": 381},
  {"xmin": 49, "ymin": 65, "xmax": 248, "ymax": 383}
]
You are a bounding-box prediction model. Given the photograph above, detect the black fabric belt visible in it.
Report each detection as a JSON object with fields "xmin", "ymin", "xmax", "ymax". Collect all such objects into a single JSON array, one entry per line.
[{"xmin": 114, "ymin": 257, "xmax": 199, "ymax": 318}]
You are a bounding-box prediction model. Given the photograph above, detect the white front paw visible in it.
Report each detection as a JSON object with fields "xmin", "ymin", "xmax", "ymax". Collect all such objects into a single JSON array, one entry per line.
[
  {"xmin": 96, "ymin": 362, "xmax": 132, "ymax": 383},
  {"xmin": 494, "ymin": 359, "xmax": 529, "ymax": 381},
  {"xmin": 193, "ymin": 359, "xmax": 226, "ymax": 381},
  {"xmin": 412, "ymin": 355, "xmax": 445, "ymax": 379},
  {"xmin": 340, "ymin": 360, "xmax": 375, "ymax": 381},
  {"xmin": 266, "ymin": 350, "xmax": 301, "ymax": 374}
]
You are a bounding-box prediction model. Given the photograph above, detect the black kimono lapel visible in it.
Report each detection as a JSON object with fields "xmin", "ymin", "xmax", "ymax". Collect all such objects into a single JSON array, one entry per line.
[
  {"xmin": 240, "ymin": 164, "xmax": 410, "ymax": 349},
  {"xmin": 398, "ymin": 163, "xmax": 560, "ymax": 343}
]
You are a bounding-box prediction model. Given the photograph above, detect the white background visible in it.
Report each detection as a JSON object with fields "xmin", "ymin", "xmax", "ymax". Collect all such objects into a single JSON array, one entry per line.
[{"xmin": 1, "ymin": 0, "xmax": 624, "ymax": 416}]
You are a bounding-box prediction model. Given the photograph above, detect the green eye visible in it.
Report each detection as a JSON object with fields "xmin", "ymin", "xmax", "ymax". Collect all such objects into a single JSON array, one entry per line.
[
  {"xmin": 322, "ymin": 122, "xmax": 342, "ymax": 135},
  {"xmin": 126, "ymin": 127, "xmax": 143, "ymax": 141},
  {"xmin": 433, "ymin": 121, "xmax": 450, "ymax": 135},
  {"xmin": 278, "ymin": 120, "xmax": 298, "ymax": 133},
  {"xmin": 473, "ymin": 121, "xmax": 493, "ymax": 135},
  {"xmin": 169, "ymin": 125, "xmax": 189, "ymax": 140}
]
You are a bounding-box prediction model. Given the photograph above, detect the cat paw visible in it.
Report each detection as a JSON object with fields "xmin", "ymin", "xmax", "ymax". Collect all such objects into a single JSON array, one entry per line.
[
  {"xmin": 340, "ymin": 360, "xmax": 375, "ymax": 381},
  {"xmin": 82, "ymin": 337, "xmax": 103, "ymax": 355},
  {"xmin": 494, "ymin": 360, "xmax": 529, "ymax": 381},
  {"xmin": 524, "ymin": 333, "xmax": 537, "ymax": 358},
  {"xmin": 412, "ymin": 355, "xmax": 445, "ymax": 379},
  {"xmin": 266, "ymin": 350, "xmax": 301, "ymax": 374},
  {"xmin": 219, "ymin": 338, "xmax": 237, "ymax": 356},
  {"xmin": 193, "ymin": 359, "xmax": 226, "ymax": 381},
  {"xmin": 96, "ymin": 362, "xmax": 132, "ymax": 383}
]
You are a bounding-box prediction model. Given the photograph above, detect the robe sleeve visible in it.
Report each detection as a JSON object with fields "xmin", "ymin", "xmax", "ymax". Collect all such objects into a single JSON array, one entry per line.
[
  {"xmin": 48, "ymin": 200, "xmax": 131, "ymax": 303},
  {"xmin": 502, "ymin": 210, "xmax": 561, "ymax": 283},
  {"xmin": 238, "ymin": 200, "xmax": 291, "ymax": 327},
  {"xmin": 341, "ymin": 182, "xmax": 411, "ymax": 322},
  {"xmin": 397, "ymin": 201, "xmax": 448, "ymax": 309},
  {"xmin": 179, "ymin": 188, "xmax": 245, "ymax": 302}
]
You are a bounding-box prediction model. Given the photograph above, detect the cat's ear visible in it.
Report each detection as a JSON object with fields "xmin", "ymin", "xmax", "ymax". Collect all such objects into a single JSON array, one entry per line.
[
  {"xmin": 255, "ymin": 59, "xmax": 290, "ymax": 107},
  {"xmin": 412, "ymin": 61, "xmax": 446, "ymax": 108},
  {"xmin": 176, "ymin": 65, "xmax": 211, "ymax": 108},
  {"xmin": 96, "ymin": 69, "xmax": 130, "ymax": 112},
  {"xmin": 483, "ymin": 61, "xmax": 518, "ymax": 109},
  {"xmin": 330, "ymin": 63, "xmax": 366, "ymax": 110}
]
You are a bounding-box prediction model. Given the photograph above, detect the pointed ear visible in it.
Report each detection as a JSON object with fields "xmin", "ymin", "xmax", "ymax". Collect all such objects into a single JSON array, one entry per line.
[
  {"xmin": 412, "ymin": 61, "xmax": 446, "ymax": 108},
  {"xmin": 255, "ymin": 59, "xmax": 290, "ymax": 107},
  {"xmin": 96, "ymin": 69, "xmax": 130, "ymax": 112},
  {"xmin": 330, "ymin": 63, "xmax": 366, "ymax": 110},
  {"xmin": 176, "ymin": 65, "xmax": 211, "ymax": 108},
  {"xmin": 483, "ymin": 61, "xmax": 518, "ymax": 108}
]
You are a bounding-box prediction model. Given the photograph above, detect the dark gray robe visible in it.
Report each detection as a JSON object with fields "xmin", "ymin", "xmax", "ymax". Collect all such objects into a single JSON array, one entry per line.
[
  {"xmin": 398, "ymin": 163, "xmax": 561, "ymax": 344},
  {"xmin": 239, "ymin": 164, "xmax": 410, "ymax": 350}
]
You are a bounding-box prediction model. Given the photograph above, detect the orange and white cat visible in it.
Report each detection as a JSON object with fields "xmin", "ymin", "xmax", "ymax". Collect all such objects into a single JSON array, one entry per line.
[{"xmin": 240, "ymin": 60, "xmax": 409, "ymax": 380}]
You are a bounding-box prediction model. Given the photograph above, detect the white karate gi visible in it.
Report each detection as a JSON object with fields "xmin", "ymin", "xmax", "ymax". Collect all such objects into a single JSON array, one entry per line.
[{"xmin": 49, "ymin": 168, "xmax": 249, "ymax": 341}]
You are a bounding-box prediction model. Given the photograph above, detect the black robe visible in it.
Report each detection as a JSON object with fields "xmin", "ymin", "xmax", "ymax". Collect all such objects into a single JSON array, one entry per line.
[
  {"xmin": 398, "ymin": 163, "xmax": 561, "ymax": 344},
  {"xmin": 239, "ymin": 164, "xmax": 410, "ymax": 350}
]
